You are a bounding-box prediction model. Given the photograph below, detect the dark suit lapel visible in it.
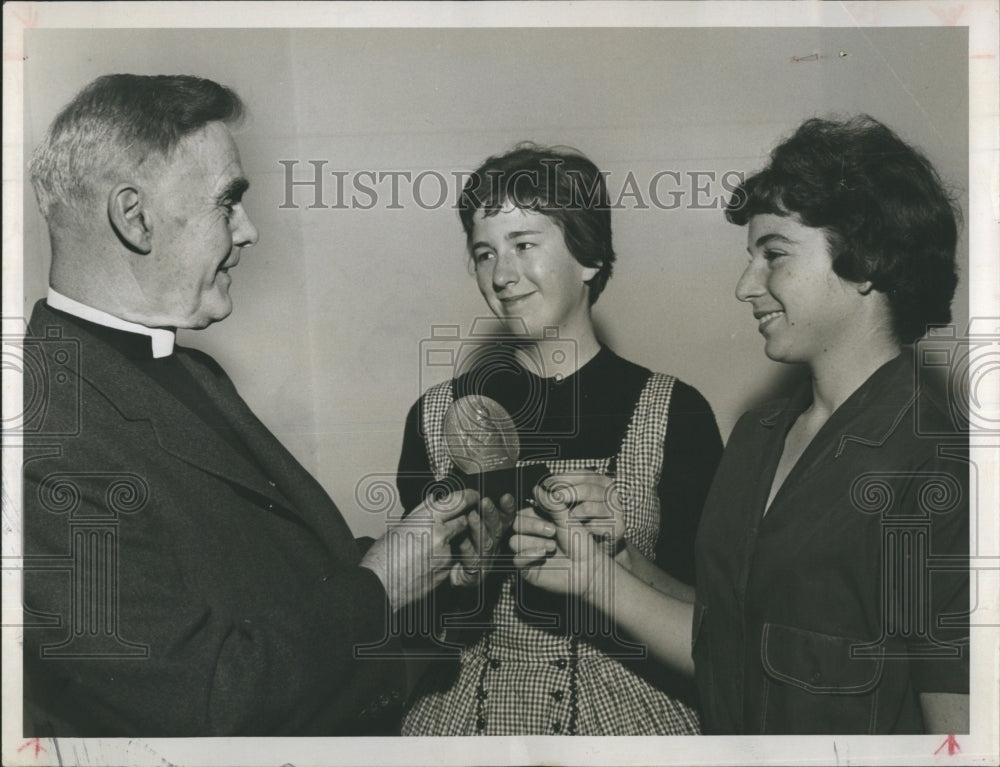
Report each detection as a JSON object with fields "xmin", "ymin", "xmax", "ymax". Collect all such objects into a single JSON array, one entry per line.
[
  {"xmin": 30, "ymin": 301, "xmax": 361, "ymax": 563},
  {"xmin": 178, "ymin": 350, "xmax": 361, "ymax": 562},
  {"xmin": 31, "ymin": 302, "xmax": 288, "ymax": 510}
]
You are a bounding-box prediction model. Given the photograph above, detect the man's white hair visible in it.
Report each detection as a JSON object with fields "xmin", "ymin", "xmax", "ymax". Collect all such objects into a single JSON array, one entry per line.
[{"xmin": 29, "ymin": 74, "xmax": 244, "ymax": 226}]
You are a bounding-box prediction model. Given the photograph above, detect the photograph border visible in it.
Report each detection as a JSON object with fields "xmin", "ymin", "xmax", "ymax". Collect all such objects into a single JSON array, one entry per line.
[{"xmin": 3, "ymin": 2, "xmax": 998, "ymax": 766}]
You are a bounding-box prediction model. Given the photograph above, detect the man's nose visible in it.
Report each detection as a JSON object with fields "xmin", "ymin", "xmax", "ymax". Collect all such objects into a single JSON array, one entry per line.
[
  {"xmin": 233, "ymin": 204, "xmax": 259, "ymax": 248},
  {"xmin": 735, "ymin": 257, "xmax": 764, "ymax": 303}
]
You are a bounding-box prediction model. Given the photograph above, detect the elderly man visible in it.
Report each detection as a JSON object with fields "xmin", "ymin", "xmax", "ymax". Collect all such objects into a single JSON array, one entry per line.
[{"xmin": 22, "ymin": 74, "xmax": 476, "ymax": 736}]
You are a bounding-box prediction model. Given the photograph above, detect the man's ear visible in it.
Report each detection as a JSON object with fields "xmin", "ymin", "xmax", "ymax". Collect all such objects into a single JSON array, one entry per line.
[{"xmin": 108, "ymin": 183, "xmax": 152, "ymax": 254}]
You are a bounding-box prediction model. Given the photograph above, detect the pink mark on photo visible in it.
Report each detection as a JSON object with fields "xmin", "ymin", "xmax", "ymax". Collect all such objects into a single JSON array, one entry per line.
[
  {"xmin": 930, "ymin": 4, "xmax": 966, "ymax": 26},
  {"xmin": 4, "ymin": 4, "xmax": 38, "ymax": 61},
  {"xmin": 934, "ymin": 734, "xmax": 961, "ymax": 756},
  {"xmin": 17, "ymin": 738, "xmax": 46, "ymax": 758}
]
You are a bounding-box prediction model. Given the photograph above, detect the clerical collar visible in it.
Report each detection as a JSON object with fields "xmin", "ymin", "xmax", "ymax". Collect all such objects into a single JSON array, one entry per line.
[{"xmin": 47, "ymin": 288, "xmax": 176, "ymax": 358}]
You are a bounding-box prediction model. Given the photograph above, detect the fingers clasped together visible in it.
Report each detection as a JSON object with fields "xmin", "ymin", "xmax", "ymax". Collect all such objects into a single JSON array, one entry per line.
[
  {"xmin": 449, "ymin": 492, "xmax": 518, "ymax": 586},
  {"xmin": 362, "ymin": 487, "xmax": 479, "ymax": 611},
  {"xmin": 368, "ymin": 470, "xmax": 625, "ymax": 611},
  {"xmin": 508, "ymin": 471, "xmax": 624, "ymax": 602}
]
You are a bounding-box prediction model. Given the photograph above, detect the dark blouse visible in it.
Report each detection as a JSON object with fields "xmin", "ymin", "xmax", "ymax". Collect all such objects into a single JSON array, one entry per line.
[
  {"xmin": 397, "ymin": 345, "xmax": 722, "ymax": 584},
  {"xmin": 693, "ymin": 351, "xmax": 970, "ymax": 734}
]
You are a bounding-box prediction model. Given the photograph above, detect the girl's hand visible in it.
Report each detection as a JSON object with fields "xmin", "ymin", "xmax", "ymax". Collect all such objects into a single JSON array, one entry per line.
[
  {"xmin": 509, "ymin": 503, "xmax": 613, "ymax": 607},
  {"xmin": 537, "ymin": 471, "xmax": 626, "ymax": 554}
]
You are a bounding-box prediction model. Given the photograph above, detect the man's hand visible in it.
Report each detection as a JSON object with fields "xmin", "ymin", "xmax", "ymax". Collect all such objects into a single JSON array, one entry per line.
[
  {"xmin": 449, "ymin": 494, "xmax": 517, "ymax": 587},
  {"xmin": 360, "ymin": 489, "xmax": 477, "ymax": 611}
]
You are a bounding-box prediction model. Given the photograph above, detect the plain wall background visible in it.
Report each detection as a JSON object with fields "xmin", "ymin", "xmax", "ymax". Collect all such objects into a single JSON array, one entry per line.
[{"xmin": 22, "ymin": 27, "xmax": 969, "ymax": 538}]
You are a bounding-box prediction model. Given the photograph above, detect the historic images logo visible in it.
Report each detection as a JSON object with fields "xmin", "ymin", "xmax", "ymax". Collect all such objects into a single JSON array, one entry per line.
[{"xmin": 278, "ymin": 160, "xmax": 744, "ymax": 212}]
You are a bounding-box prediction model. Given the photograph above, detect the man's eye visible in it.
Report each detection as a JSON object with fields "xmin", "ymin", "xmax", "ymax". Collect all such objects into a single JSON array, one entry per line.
[
  {"xmin": 763, "ymin": 250, "xmax": 787, "ymax": 261},
  {"xmin": 515, "ymin": 241, "xmax": 536, "ymax": 252},
  {"xmin": 473, "ymin": 251, "xmax": 494, "ymax": 264}
]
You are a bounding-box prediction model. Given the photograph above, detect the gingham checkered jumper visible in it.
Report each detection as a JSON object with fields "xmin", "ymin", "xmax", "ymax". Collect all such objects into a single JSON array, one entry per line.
[{"xmin": 401, "ymin": 372, "xmax": 701, "ymax": 736}]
